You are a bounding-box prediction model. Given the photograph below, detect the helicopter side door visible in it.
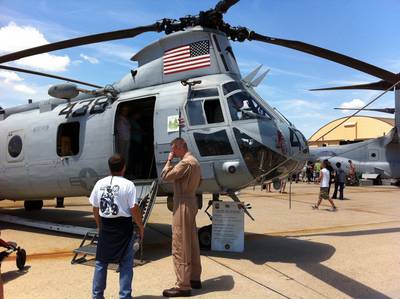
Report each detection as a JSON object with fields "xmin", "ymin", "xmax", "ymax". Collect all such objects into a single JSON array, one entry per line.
[{"xmin": 113, "ymin": 96, "xmax": 157, "ymax": 180}]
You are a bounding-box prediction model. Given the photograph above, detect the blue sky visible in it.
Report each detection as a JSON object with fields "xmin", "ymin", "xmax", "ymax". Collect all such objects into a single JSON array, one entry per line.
[{"xmin": 0, "ymin": 0, "xmax": 398, "ymax": 137}]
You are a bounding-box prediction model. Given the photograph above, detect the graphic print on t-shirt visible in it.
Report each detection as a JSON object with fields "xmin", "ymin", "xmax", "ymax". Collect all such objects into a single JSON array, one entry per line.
[{"xmin": 99, "ymin": 185, "xmax": 120, "ymax": 216}]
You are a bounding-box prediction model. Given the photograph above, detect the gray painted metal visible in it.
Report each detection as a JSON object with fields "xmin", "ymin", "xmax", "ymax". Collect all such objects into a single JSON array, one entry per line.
[
  {"xmin": 0, "ymin": 214, "xmax": 97, "ymax": 236},
  {"xmin": 310, "ymin": 86, "xmax": 400, "ymax": 179}
]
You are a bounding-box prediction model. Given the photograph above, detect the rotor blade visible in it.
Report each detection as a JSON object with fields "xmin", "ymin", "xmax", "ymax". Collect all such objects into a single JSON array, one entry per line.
[
  {"xmin": 214, "ymin": 0, "xmax": 239, "ymax": 14},
  {"xmin": 334, "ymin": 107, "xmax": 395, "ymax": 114},
  {"xmin": 310, "ymin": 81, "xmax": 393, "ymax": 91},
  {"xmin": 0, "ymin": 65, "xmax": 102, "ymax": 88},
  {"xmin": 249, "ymin": 32, "xmax": 398, "ymax": 83},
  {"xmin": 0, "ymin": 24, "xmax": 160, "ymax": 64}
]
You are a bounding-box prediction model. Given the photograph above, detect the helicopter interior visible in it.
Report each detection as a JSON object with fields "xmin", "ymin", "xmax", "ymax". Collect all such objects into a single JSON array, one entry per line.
[{"xmin": 115, "ymin": 97, "xmax": 157, "ymax": 180}]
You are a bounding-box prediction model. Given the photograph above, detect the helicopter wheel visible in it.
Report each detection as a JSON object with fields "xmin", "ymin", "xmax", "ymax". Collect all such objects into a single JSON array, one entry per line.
[
  {"xmin": 24, "ymin": 200, "xmax": 43, "ymax": 211},
  {"xmin": 56, "ymin": 197, "xmax": 65, "ymax": 208},
  {"xmin": 198, "ymin": 225, "xmax": 212, "ymax": 250},
  {"xmin": 16, "ymin": 248, "xmax": 26, "ymax": 270}
]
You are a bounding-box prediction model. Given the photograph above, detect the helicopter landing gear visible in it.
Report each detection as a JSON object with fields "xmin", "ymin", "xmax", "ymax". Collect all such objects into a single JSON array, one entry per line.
[
  {"xmin": 24, "ymin": 200, "xmax": 43, "ymax": 211},
  {"xmin": 198, "ymin": 224, "xmax": 212, "ymax": 250},
  {"xmin": 198, "ymin": 193, "xmax": 219, "ymax": 250},
  {"xmin": 198, "ymin": 192, "xmax": 255, "ymax": 250},
  {"xmin": 55, "ymin": 197, "xmax": 65, "ymax": 208}
]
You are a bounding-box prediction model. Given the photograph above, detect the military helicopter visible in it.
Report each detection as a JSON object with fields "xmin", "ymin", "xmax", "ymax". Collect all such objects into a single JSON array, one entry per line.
[
  {"xmin": 308, "ymin": 73, "xmax": 400, "ymax": 183},
  {"xmin": 0, "ymin": 0, "xmax": 396, "ymax": 239}
]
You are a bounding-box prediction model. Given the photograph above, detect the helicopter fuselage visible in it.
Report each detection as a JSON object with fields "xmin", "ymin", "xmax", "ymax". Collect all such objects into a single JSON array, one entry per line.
[
  {"xmin": 0, "ymin": 72, "xmax": 308, "ymax": 200},
  {"xmin": 0, "ymin": 27, "xmax": 309, "ymax": 201}
]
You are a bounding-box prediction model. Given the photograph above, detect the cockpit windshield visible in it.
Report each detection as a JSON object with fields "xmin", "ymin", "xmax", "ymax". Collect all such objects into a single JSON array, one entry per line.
[{"xmin": 227, "ymin": 91, "xmax": 271, "ymax": 121}]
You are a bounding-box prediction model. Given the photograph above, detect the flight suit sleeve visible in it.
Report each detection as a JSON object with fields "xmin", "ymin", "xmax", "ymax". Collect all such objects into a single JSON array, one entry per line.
[{"xmin": 161, "ymin": 160, "xmax": 190, "ymax": 182}]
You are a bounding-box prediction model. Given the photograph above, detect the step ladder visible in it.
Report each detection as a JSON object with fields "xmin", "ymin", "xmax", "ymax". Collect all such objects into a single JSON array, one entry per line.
[{"xmin": 71, "ymin": 179, "xmax": 158, "ymax": 265}]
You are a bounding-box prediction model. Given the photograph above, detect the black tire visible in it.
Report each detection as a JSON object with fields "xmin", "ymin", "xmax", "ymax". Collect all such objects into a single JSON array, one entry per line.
[
  {"xmin": 198, "ymin": 225, "xmax": 212, "ymax": 250},
  {"xmin": 24, "ymin": 200, "xmax": 43, "ymax": 211},
  {"xmin": 16, "ymin": 248, "xmax": 26, "ymax": 270}
]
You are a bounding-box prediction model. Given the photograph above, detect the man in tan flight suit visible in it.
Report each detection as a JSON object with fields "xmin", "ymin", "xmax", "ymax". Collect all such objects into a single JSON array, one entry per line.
[{"xmin": 161, "ymin": 138, "xmax": 202, "ymax": 297}]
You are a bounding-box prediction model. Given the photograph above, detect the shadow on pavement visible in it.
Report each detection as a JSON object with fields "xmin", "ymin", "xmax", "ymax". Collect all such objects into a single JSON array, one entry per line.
[
  {"xmin": 194, "ymin": 275, "xmax": 234, "ymax": 295},
  {"xmin": 298, "ymin": 263, "xmax": 391, "ymax": 299},
  {"xmin": 135, "ymin": 275, "xmax": 234, "ymax": 299},
  {"xmin": 2, "ymin": 266, "xmax": 30, "ymax": 283},
  {"xmin": 204, "ymin": 232, "xmax": 390, "ymax": 299}
]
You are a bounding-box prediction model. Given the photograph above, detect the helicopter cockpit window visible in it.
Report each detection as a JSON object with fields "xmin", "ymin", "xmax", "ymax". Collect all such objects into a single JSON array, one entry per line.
[
  {"xmin": 194, "ymin": 130, "xmax": 233, "ymax": 156},
  {"xmin": 190, "ymin": 88, "xmax": 219, "ymax": 98},
  {"xmin": 186, "ymin": 98, "xmax": 224, "ymax": 126},
  {"xmin": 227, "ymin": 91, "xmax": 271, "ymax": 121},
  {"xmin": 204, "ymin": 99, "xmax": 224, "ymax": 123},
  {"xmin": 57, "ymin": 122, "xmax": 80, "ymax": 157},
  {"xmin": 186, "ymin": 101, "xmax": 206, "ymax": 126},
  {"xmin": 222, "ymin": 81, "xmax": 243, "ymax": 95}
]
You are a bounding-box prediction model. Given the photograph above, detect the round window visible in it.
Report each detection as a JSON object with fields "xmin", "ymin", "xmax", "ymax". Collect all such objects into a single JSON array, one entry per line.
[
  {"xmin": 371, "ymin": 153, "xmax": 376, "ymax": 158},
  {"xmin": 8, "ymin": 135, "xmax": 23, "ymax": 158}
]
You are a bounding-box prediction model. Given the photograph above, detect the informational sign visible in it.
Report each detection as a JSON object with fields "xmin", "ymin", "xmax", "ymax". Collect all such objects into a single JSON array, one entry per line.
[
  {"xmin": 167, "ymin": 115, "xmax": 179, "ymax": 133},
  {"xmin": 211, "ymin": 201, "xmax": 244, "ymax": 252}
]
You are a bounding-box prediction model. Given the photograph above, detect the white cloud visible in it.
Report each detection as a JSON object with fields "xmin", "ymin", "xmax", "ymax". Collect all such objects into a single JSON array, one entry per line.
[
  {"xmin": 80, "ymin": 53, "xmax": 99, "ymax": 64},
  {"xmin": 0, "ymin": 22, "xmax": 70, "ymax": 72},
  {"xmin": 13, "ymin": 83, "xmax": 36, "ymax": 94},
  {"xmin": 0, "ymin": 69, "xmax": 37, "ymax": 100},
  {"xmin": 339, "ymin": 98, "xmax": 366, "ymax": 113},
  {"xmin": 0, "ymin": 70, "xmax": 23, "ymax": 83}
]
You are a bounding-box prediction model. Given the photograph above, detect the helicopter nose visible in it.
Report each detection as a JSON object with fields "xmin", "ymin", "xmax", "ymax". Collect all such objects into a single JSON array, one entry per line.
[{"xmin": 232, "ymin": 122, "xmax": 301, "ymax": 181}]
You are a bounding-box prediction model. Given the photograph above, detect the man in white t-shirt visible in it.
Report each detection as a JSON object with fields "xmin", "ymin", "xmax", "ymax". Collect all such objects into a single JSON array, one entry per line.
[
  {"xmin": 312, "ymin": 160, "xmax": 337, "ymax": 211},
  {"xmin": 89, "ymin": 154, "xmax": 144, "ymax": 299}
]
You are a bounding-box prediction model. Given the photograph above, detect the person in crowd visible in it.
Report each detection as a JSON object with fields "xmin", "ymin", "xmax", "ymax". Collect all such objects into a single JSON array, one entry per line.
[
  {"xmin": 89, "ymin": 154, "xmax": 144, "ymax": 299},
  {"xmin": 116, "ymin": 106, "xmax": 131, "ymax": 169},
  {"xmin": 332, "ymin": 162, "xmax": 346, "ymax": 200},
  {"xmin": 324, "ymin": 160, "xmax": 334, "ymax": 196},
  {"xmin": 312, "ymin": 160, "xmax": 337, "ymax": 211},
  {"xmin": 313, "ymin": 160, "xmax": 321, "ymax": 183},
  {"xmin": 161, "ymin": 138, "xmax": 202, "ymax": 297}
]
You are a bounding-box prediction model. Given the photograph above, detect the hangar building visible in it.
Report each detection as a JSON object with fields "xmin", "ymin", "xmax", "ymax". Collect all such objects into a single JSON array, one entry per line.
[{"xmin": 308, "ymin": 116, "xmax": 394, "ymax": 147}]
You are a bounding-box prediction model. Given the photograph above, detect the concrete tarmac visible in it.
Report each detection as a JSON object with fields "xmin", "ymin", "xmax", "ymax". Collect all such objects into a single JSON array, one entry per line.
[{"xmin": 0, "ymin": 183, "xmax": 399, "ymax": 298}]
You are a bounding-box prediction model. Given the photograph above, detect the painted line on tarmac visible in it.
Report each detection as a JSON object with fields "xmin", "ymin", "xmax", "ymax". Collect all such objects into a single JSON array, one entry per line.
[
  {"xmin": 3, "ymin": 250, "xmax": 74, "ymax": 262},
  {"xmin": 205, "ymin": 255, "xmax": 291, "ymax": 298},
  {"xmin": 263, "ymin": 263, "xmax": 330, "ymax": 298},
  {"xmin": 241, "ymin": 193, "xmax": 400, "ymax": 218}
]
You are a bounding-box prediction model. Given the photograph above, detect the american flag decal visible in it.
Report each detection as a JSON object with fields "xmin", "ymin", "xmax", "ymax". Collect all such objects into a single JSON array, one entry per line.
[{"xmin": 163, "ymin": 40, "xmax": 211, "ymax": 75}]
